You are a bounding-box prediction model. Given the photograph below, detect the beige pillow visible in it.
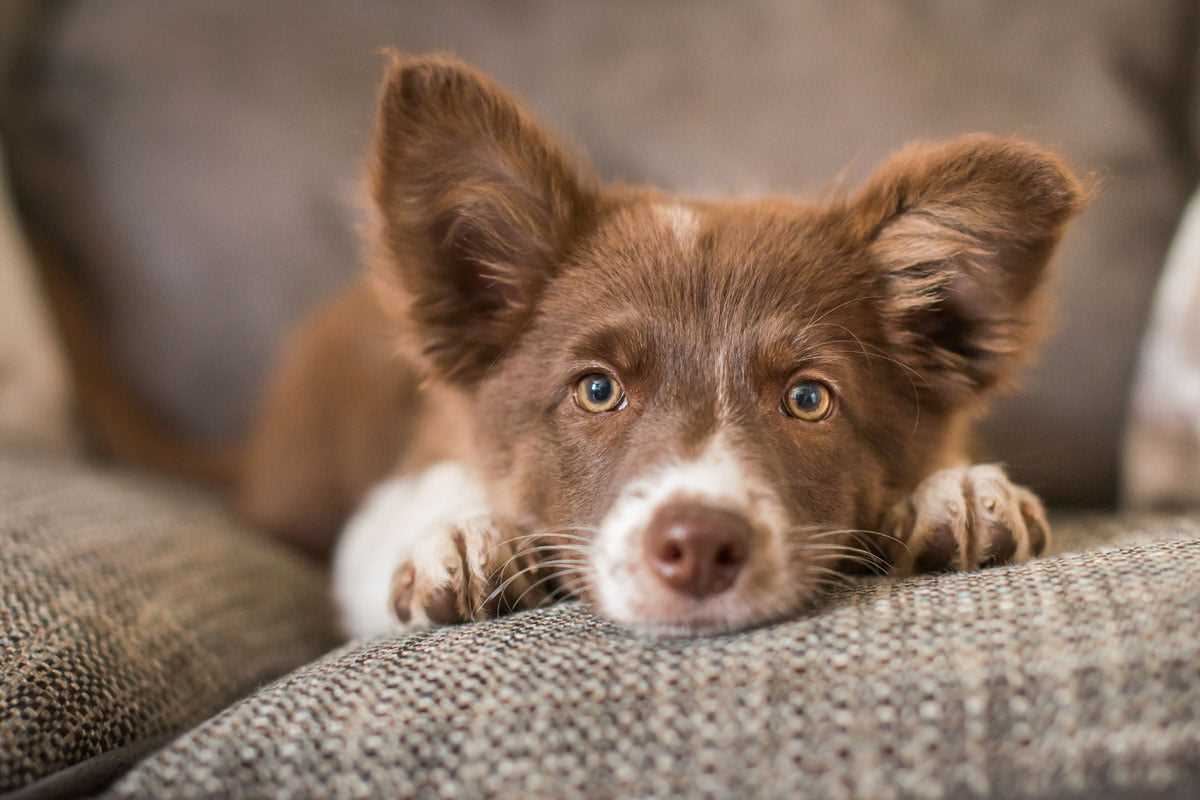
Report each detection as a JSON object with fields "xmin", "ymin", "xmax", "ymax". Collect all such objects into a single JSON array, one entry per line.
[
  {"xmin": 1124, "ymin": 190, "xmax": 1200, "ymax": 508},
  {"xmin": 0, "ymin": 146, "xmax": 75, "ymax": 451}
]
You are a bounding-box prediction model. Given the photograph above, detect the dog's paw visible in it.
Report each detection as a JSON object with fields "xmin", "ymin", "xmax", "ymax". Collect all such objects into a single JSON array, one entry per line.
[
  {"xmin": 885, "ymin": 464, "xmax": 1050, "ymax": 576},
  {"xmin": 388, "ymin": 517, "xmax": 557, "ymax": 627}
]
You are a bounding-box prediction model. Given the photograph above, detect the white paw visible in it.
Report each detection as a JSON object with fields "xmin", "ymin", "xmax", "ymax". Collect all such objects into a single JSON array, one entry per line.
[{"xmin": 332, "ymin": 463, "xmax": 488, "ymax": 638}]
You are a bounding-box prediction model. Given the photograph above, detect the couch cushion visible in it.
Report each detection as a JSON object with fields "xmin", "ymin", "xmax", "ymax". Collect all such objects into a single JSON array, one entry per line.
[
  {"xmin": 105, "ymin": 516, "xmax": 1200, "ymax": 799},
  {"xmin": 4, "ymin": 2, "xmax": 1195, "ymax": 506},
  {"xmin": 0, "ymin": 452, "xmax": 339, "ymax": 795}
]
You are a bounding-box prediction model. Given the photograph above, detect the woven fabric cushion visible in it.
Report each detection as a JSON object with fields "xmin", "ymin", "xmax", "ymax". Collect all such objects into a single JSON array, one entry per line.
[
  {"xmin": 0, "ymin": 452, "xmax": 339, "ymax": 794},
  {"xmin": 107, "ymin": 517, "xmax": 1200, "ymax": 799}
]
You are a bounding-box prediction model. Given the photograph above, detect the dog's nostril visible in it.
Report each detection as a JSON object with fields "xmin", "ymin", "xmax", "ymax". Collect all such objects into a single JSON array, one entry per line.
[
  {"xmin": 661, "ymin": 542, "xmax": 685, "ymax": 563},
  {"xmin": 643, "ymin": 502, "xmax": 753, "ymax": 598}
]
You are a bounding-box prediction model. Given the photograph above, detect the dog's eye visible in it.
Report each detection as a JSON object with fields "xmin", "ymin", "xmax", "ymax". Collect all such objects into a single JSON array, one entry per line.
[
  {"xmin": 575, "ymin": 373, "xmax": 625, "ymax": 413},
  {"xmin": 783, "ymin": 379, "xmax": 834, "ymax": 421}
]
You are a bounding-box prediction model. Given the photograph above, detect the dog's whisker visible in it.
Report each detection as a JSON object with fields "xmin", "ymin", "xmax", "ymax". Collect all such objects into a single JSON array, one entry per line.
[
  {"xmin": 487, "ymin": 545, "xmax": 542, "ymax": 584},
  {"xmin": 479, "ymin": 559, "xmax": 562, "ymax": 610},
  {"xmin": 805, "ymin": 544, "xmax": 891, "ymax": 566},
  {"xmin": 791, "ymin": 550, "xmax": 890, "ymax": 575},
  {"xmin": 786, "ymin": 533, "xmax": 895, "ymax": 576},
  {"xmin": 510, "ymin": 567, "xmax": 583, "ymax": 611},
  {"xmin": 845, "ymin": 528, "xmax": 909, "ymax": 549},
  {"xmin": 789, "ymin": 541, "xmax": 891, "ymax": 563},
  {"xmin": 480, "ymin": 565, "xmax": 541, "ymax": 609},
  {"xmin": 804, "ymin": 571, "xmax": 855, "ymax": 590},
  {"xmin": 798, "ymin": 526, "xmax": 911, "ymax": 553},
  {"xmin": 797, "ymin": 552, "xmax": 872, "ymax": 566},
  {"xmin": 478, "ymin": 558, "xmax": 587, "ymax": 612},
  {"xmin": 804, "ymin": 323, "xmax": 871, "ymax": 362},
  {"xmin": 796, "ymin": 293, "xmax": 885, "ymax": 342},
  {"xmin": 792, "ymin": 552, "xmax": 889, "ymax": 577},
  {"xmin": 797, "ymin": 527, "xmax": 878, "ymax": 539},
  {"xmin": 807, "ymin": 576, "xmax": 850, "ymax": 590},
  {"xmin": 485, "ymin": 537, "xmax": 591, "ymax": 581},
  {"xmin": 496, "ymin": 530, "xmax": 592, "ymax": 548},
  {"xmin": 790, "ymin": 536, "xmax": 885, "ymax": 555},
  {"xmin": 540, "ymin": 579, "xmax": 581, "ymax": 608},
  {"xmin": 847, "ymin": 529, "xmax": 911, "ymax": 554},
  {"xmin": 502, "ymin": 526, "xmax": 595, "ymax": 538},
  {"xmin": 504, "ymin": 543, "xmax": 591, "ymax": 557}
]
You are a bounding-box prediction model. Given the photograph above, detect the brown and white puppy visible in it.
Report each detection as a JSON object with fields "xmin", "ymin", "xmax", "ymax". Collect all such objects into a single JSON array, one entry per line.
[{"xmin": 240, "ymin": 54, "xmax": 1083, "ymax": 638}]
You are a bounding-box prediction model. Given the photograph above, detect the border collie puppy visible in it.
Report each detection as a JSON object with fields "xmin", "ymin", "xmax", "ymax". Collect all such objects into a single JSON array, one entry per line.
[{"xmin": 241, "ymin": 53, "xmax": 1083, "ymax": 637}]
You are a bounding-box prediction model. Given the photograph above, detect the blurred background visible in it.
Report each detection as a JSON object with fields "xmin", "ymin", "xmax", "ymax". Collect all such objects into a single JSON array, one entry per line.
[{"xmin": 0, "ymin": 1, "xmax": 1197, "ymax": 510}]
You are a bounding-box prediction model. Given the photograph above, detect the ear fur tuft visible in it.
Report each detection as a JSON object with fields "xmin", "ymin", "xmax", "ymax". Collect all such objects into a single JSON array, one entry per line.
[{"xmin": 852, "ymin": 135, "xmax": 1087, "ymax": 399}]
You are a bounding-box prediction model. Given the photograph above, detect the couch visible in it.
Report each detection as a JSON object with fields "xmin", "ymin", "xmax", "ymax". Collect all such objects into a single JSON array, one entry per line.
[{"xmin": 1, "ymin": 3, "xmax": 1198, "ymax": 798}]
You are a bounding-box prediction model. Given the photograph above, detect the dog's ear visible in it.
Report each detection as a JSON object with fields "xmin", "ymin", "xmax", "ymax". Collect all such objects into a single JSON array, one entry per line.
[
  {"xmin": 850, "ymin": 135, "xmax": 1085, "ymax": 402},
  {"xmin": 369, "ymin": 53, "xmax": 598, "ymax": 384}
]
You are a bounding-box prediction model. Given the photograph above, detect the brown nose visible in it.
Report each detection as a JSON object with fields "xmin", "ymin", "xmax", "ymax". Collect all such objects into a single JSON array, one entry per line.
[{"xmin": 643, "ymin": 502, "xmax": 752, "ymax": 597}]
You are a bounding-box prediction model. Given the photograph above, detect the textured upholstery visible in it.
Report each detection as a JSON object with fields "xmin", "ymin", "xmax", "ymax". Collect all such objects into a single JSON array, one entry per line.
[
  {"xmin": 106, "ymin": 516, "xmax": 1200, "ymax": 799},
  {"xmin": 0, "ymin": 453, "xmax": 339, "ymax": 794}
]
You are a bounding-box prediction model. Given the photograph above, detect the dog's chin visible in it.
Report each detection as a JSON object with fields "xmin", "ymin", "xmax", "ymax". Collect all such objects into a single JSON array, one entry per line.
[{"xmin": 592, "ymin": 576, "xmax": 809, "ymax": 638}]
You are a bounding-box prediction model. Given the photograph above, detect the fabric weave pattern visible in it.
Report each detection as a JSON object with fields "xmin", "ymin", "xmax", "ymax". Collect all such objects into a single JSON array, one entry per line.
[
  {"xmin": 108, "ymin": 517, "xmax": 1200, "ymax": 799},
  {"xmin": 0, "ymin": 453, "xmax": 339, "ymax": 793}
]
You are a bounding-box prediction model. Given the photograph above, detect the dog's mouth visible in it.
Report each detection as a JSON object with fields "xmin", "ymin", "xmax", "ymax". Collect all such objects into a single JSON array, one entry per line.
[{"xmin": 594, "ymin": 574, "xmax": 799, "ymax": 637}]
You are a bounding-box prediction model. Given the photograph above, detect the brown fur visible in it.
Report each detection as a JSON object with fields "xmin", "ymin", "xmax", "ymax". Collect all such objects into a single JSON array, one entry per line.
[
  {"xmin": 242, "ymin": 54, "xmax": 1083, "ymax": 627},
  {"xmin": 238, "ymin": 279, "xmax": 475, "ymax": 558}
]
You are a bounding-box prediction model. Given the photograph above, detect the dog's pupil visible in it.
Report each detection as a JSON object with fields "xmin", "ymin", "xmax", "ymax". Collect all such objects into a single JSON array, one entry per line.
[
  {"xmin": 588, "ymin": 377, "xmax": 613, "ymax": 404},
  {"xmin": 793, "ymin": 383, "xmax": 821, "ymax": 410}
]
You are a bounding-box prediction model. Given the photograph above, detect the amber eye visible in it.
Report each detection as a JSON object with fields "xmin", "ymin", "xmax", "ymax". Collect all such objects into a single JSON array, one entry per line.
[
  {"xmin": 783, "ymin": 379, "xmax": 834, "ymax": 421},
  {"xmin": 575, "ymin": 373, "xmax": 625, "ymax": 413}
]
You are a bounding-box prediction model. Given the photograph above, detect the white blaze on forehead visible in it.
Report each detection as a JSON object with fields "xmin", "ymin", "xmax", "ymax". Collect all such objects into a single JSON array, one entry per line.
[
  {"xmin": 592, "ymin": 432, "xmax": 787, "ymax": 621},
  {"xmin": 653, "ymin": 203, "xmax": 700, "ymax": 249}
]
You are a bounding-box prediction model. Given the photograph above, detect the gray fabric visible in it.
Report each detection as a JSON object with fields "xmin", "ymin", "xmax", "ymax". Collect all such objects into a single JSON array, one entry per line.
[
  {"xmin": 0, "ymin": 452, "xmax": 339, "ymax": 793},
  {"xmin": 107, "ymin": 516, "xmax": 1200, "ymax": 799},
  {"xmin": 4, "ymin": 1, "xmax": 1195, "ymax": 506}
]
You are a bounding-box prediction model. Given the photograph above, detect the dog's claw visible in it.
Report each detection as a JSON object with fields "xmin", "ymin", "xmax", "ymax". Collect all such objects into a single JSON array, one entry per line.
[{"xmin": 885, "ymin": 464, "xmax": 1050, "ymax": 576}]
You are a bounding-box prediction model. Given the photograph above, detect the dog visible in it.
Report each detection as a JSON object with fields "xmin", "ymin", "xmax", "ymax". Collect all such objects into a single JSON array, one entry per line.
[{"xmin": 239, "ymin": 53, "xmax": 1083, "ymax": 638}]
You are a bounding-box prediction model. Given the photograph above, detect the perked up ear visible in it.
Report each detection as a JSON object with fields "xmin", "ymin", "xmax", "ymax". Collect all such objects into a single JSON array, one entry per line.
[
  {"xmin": 369, "ymin": 52, "xmax": 598, "ymax": 384},
  {"xmin": 851, "ymin": 135, "xmax": 1086, "ymax": 402}
]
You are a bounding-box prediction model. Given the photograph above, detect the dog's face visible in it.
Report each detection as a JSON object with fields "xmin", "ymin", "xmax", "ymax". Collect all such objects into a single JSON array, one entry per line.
[{"xmin": 370, "ymin": 55, "xmax": 1081, "ymax": 633}]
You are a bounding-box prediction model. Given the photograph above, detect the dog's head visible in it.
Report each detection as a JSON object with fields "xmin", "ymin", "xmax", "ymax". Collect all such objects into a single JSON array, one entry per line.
[{"xmin": 369, "ymin": 54, "xmax": 1083, "ymax": 634}]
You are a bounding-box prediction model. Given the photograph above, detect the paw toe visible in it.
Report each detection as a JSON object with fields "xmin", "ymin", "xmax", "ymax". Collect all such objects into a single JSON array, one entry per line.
[
  {"xmin": 390, "ymin": 563, "xmax": 416, "ymax": 623},
  {"xmin": 969, "ymin": 478, "xmax": 1019, "ymax": 567},
  {"xmin": 915, "ymin": 523, "xmax": 961, "ymax": 573},
  {"xmin": 982, "ymin": 521, "xmax": 1017, "ymax": 565},
  {"xmin": 1017, "ymin": 490, "xmax": 1052, "ymax": 557},
  {"xmin": 423, "ymin": 583, "xmax": 464, "ymax": 625}
]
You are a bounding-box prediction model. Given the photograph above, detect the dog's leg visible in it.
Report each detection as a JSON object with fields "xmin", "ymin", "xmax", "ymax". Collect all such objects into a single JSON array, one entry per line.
[
  {"xmin": 332, "ymin": 463, "xmax": 553, "ymax": 638},
  {"xmin": 884, "ymin": 464, "xmax": 1051, "ymax": 576}
]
